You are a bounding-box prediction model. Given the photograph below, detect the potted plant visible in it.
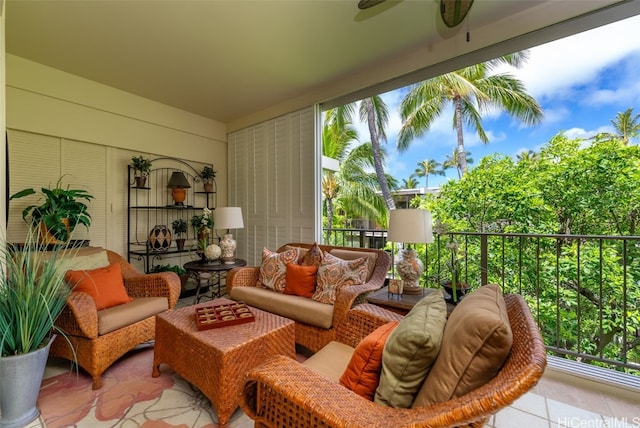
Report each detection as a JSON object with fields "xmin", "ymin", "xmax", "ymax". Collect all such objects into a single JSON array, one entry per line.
[
  {"xmin": 0, "ymin": 229, "xmax": 76, "ymax": 427},
  {"xmin": 442, "ymin": 239, "xmax": 470, "ymax": 303},
  {"xmin": 131, "ymin": 156, "xmax": 152, "ymax": 188},
  {"xmin": 191, "ymin": 207, "xmax": 213, "ymax": 252},
  {"xmin": 9, "ymin": 177, "xmax": 94, "ymax": 245},
  {"xmin": 171, "ymin": 218, "xmax": 188, "ymax": 251},
  {"xmin": 200, "ymin": 166, "xmax": 215, "ymax": 193},
  {"xmin": 150, "ymin": 263, "xmax": 189, "ymax": 292}
]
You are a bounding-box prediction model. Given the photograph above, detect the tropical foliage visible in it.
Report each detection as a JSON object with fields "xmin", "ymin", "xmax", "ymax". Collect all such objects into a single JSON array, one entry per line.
[{"xmin": 421, "ymin": 133, "xmax": 640, "ymax": 371}]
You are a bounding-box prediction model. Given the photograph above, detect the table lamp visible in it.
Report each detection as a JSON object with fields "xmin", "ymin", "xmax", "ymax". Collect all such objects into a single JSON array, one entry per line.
[
  {"xmin": 167, "ymin": 171, "xmax": 191, "ymax": 206},
  {"xmin": 387, "ymin": 209, "xmax": 433, "ymax": 294},
  {"xmin": 215, "ymin": 207, "xmax": 244, "ymax": 264}
]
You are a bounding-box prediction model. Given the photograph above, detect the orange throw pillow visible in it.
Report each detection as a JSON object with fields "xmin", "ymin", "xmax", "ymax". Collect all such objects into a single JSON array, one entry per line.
[
  {"xmin": 284, "ymin": 263, "xmax": 318, "ymax": 298},
  {"xmin": 65, "ymin": 262, "xmax": 132, "ymax": 310},
  {"xmin": 339, "ymin": 321, "xmax": 399, "ymax": 401}
]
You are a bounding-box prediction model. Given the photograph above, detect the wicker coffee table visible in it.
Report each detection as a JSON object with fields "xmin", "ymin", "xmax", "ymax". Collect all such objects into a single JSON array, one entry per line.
[{"xmin": 152, "ymin": 298, "xmax": 295, "ymax": 426}]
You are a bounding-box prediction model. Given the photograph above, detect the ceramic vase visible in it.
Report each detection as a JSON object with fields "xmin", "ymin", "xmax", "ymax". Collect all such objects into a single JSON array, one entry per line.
[
  {"xmin": 396, "ymin": 249, "xmax": 423, "ymax": 294},
  {"xmin": 148, "ymin": 225, "xmax": 171, "ymax": 251},
  {"xmin": 220, "ymin": 233, "xmax": 237, "ymax": 264}
]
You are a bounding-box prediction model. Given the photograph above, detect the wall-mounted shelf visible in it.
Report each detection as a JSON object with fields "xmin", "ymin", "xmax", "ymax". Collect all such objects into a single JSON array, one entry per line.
[{"xmin": 127, "ymin": 157, "xmax": 216, "ymax": 273}]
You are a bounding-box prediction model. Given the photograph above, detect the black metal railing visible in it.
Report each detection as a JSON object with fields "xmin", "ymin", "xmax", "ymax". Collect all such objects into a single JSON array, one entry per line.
[{"xmin": 323, "ymin": 227, "xmax": 640, "ymax": 374}]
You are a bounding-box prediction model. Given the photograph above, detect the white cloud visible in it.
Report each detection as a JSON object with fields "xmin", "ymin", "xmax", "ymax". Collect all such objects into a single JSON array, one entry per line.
[
  {"xmin": 563, "ymin": 125, "xmax": 613, "ymax": 140},
  {"xmin": 502, "ymin": 15, "xmax": 640, "ymax": 102}
]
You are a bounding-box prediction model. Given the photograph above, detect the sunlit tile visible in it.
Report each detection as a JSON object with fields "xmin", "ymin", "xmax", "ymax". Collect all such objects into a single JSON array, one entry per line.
[
  {"xmin": 510, "ymin": 392, "xmax": 548, "ymax": 419},
  {"xmin": 494, "ymin": 406, "xmax": 550, "ymax": 428}
]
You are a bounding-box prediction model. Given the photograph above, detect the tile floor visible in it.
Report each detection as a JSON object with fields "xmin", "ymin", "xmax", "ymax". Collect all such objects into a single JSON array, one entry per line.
[
  {"xmin": 27, "ymin": 292, "xmax": 639, "ymax": 428},
  {"xmin": 178, "ymin": 292, "xmax": 640, "ymax": 428}
]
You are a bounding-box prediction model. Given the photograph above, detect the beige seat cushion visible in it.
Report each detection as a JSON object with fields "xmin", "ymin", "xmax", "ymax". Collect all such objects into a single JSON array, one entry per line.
[
  {"xmin": 303, "ymin": 341, "xmax": 355, "ymax": 382},
  {"xmin": 97, "ymin": 297, "xmax": 168, "ymax": 335},
  {"xmin": 230, "ymin": 286, "xmax": 334, "ymax": 329},
  {"xmin": 374, "ymin": 292, "xmax": 447, "ymax": 408},
  {"xmin": 412, "ymin": 284, "xmax": 513, "ymax": 408}
]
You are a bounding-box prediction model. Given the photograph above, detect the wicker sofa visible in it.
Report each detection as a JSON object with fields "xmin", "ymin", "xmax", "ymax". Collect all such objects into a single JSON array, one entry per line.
[
  {"xmin": 50, "ymin": 248, "xmax": 181, "ymax": 389},
  {"xmin": 226, "ymin": 243, "xmax": 390, "ymax": 352},
  {"xmin": 239, "ymin": 291, "xmax": 547, "ymax": 428}
]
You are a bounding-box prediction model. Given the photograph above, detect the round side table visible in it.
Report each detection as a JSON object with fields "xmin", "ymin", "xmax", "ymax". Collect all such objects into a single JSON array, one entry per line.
[{"xmin": 184, "ymin": 259, "xmax": 247, "ymax": 304}]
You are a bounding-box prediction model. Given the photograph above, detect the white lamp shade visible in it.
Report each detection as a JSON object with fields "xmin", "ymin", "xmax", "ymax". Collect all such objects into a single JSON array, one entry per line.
[
  {"xmin": 387, "ymin": 209, "xmax": 433, "ymax": 244},
  {"xmin": 214, "ymin": 207, "xmax": 244, "ymax": 230}
]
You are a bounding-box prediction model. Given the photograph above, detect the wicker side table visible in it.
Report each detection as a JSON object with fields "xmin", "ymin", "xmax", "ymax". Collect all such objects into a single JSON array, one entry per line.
[{"xmin": 152, "ymin": 298, "xmax": 295, "ymax": 427}]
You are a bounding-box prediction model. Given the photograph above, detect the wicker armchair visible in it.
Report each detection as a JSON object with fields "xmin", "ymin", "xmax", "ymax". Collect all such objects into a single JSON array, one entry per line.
[
  {"xmin": 226, "ymin": 243, "xmax": 390, "ymax": 352},
  {"xmin": 50, "ymin": 249, "xmax": 181, "ymax": 389},
  {"xmin": 240, "ymin": 294, "xmax": 547, "ymax": 428}
]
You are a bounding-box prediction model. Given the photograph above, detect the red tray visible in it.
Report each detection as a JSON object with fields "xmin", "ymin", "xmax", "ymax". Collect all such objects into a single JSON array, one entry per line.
[{"xmin": 195, "ymin": 301, "xmax": 255, "ymax": 330}]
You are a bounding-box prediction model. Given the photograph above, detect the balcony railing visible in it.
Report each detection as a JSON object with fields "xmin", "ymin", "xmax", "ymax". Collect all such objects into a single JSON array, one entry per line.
[{"xmin": 323, "ymin": 227, "xmax": 640, "ymax": 375}]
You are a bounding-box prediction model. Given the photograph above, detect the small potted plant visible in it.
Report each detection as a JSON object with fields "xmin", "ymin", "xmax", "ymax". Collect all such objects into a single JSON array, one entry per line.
[
  {"xmin": 433, "ymin": 220, "xmax": 469, "ymax": 303},
  {"xmin": 10, "ymin": 176, "xmax": 94, "ymax": 245},
  {"xmin": 131, "ymin": 156, "xmax": 152, "ymax": 188},
  {"xmin": 200, "ymin": 166, "xmax": 215, "ymax": 193},
  {"xmin": 172, "ymin": 218, "xmax": 188, "ymax": 251},
  {"xmin": 191, "ymin": 207, "xmax": 213, "ymax": 252},
  {"xmin": 443, "ymin": 240, "xmax": 470, "ymax": 303}
]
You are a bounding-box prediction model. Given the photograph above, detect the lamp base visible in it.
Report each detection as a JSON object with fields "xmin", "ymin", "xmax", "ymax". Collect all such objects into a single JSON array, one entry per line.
[
  {"xmin": 220, "ymin": 233, "xmax": 237, "ymax": 265},
  {"xmin": 396, "ymin": 249, "xmax": 423, "ymax": 294},
  {"xmin": 402, "ymin": 285, "xmax": 423, "ymax": 295}
]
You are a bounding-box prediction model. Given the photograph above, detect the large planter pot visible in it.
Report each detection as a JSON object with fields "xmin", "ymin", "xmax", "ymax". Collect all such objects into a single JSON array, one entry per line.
[
  {"xmin": 36, "ymin": 218, "xmax": 70, "ymax": 246},
  {"xmin": 0, "ymin": 336, "xmax": 55, "ymax": 428}
]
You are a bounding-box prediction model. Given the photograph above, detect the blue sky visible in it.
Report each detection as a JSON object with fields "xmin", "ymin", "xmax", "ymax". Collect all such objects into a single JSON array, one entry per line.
[{"xmin": 349, "ymin": 14, "xmax": 640, "ymax": 188}]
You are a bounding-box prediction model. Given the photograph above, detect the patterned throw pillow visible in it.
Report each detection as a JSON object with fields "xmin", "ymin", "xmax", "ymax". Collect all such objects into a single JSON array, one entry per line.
[
  {"xmin": 259, "ymin": 247, "xmax": 300, "ymax": 292},
  {"xmin": 312, "ymin": 253, "xmax": 369, "ymax": 304},
  {"xmin": 301, "ymin": 242, "xmax": 324, "ymax": 266}
]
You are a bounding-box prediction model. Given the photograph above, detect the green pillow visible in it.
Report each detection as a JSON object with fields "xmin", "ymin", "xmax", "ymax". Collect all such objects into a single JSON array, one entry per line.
[{"xmin": 374, "ymin": 291, "xmax": 447, "ymax": 408}]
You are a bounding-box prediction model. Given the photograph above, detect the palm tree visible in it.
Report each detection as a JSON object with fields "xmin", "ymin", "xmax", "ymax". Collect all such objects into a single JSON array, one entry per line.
[
  {"xmin": 414, "ymin": 158, "xmax": 444, "ymax": 188},
  {"xmin": 611, "ymin": 107, "xmax": 640, "ymax": 145},
  {"xmin": 360, "ymin": 97, "xmax": 396, "ymax": 211},
  {"xmin": 322, "ymin": 106, "xmax": 394, "ymax": 237},
  {"xmin": 443, "ymin": 148, "xmax": 473, "ymax": 179},
  {"xmin": 336, "ymin": 143, "xmax": 396, "ymax": 227},
  {"xmin": 516, "ymin": 149, "xmax": 539, "ymax": 163},
  {"xmin": 398, "ymin": 52, "xmax": 543, "ymax": 175},
  {"xmin": 322, "ymin": 106, "xmax": 358, "ymax": 235},
  {"xmin": 402, "ymin": 175, "xmax": 420, "ymax": 189}
]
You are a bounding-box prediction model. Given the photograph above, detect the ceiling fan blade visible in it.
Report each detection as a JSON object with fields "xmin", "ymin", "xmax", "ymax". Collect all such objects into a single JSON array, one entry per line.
[{"xmin": 358, "ymin": 0, "xmax": 387, "ymax": 10}]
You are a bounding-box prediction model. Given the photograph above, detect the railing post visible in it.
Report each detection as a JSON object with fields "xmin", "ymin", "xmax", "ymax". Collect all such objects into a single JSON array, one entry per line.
[{"xmin": 480, "ymin": 234, "xmax": 488, "ymax": 286}]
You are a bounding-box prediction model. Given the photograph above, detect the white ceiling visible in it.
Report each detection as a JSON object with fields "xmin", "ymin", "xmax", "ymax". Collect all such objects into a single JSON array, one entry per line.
[{"xmin": 5, "ymin": 1, "xmax": 638, "ymax": 127}]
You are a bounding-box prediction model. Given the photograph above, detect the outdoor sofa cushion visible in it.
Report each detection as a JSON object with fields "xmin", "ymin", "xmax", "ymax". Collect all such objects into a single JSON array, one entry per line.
[{"xmin": 413, "ymin": 284, "xmax": 513, "ymax": 407}]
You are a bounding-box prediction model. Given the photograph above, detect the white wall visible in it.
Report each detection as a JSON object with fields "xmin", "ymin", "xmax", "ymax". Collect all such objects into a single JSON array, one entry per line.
[{"xmin": 5, "ymin": 54, "xmax": 227, "ymax": 258}]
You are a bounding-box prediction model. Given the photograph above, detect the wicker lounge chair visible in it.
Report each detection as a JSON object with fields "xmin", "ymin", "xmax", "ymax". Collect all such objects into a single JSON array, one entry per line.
[
  {"xmin": 50, "ymin": 249, "xmax": 181, "ymax": 389},
  {"xmin": 240, "ymin": 294, "xmax": 547, "ymax": 428}
]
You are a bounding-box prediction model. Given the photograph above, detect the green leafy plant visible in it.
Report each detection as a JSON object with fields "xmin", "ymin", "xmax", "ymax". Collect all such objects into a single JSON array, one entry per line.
[
  {"xmin": 131, "ymin": 156, "xmax": 152, "ymax": 177},
  {"xmin": 150, "ymin": 264, "xmax": 187, "ymax": 276},
  {"xmin": 10, "ymin": 176, "xmax": 94, "ymax": 243},
  {"xmin": 0, "ymin": 229, "xmax": 76, "ymax": 356},
  {"xmin": 171, "ymin": 218, "xmax": 188, "ymax": 237},
  {"xmin": 200, "ymin": 166, "xmax": 216, "ymax": 183}
]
